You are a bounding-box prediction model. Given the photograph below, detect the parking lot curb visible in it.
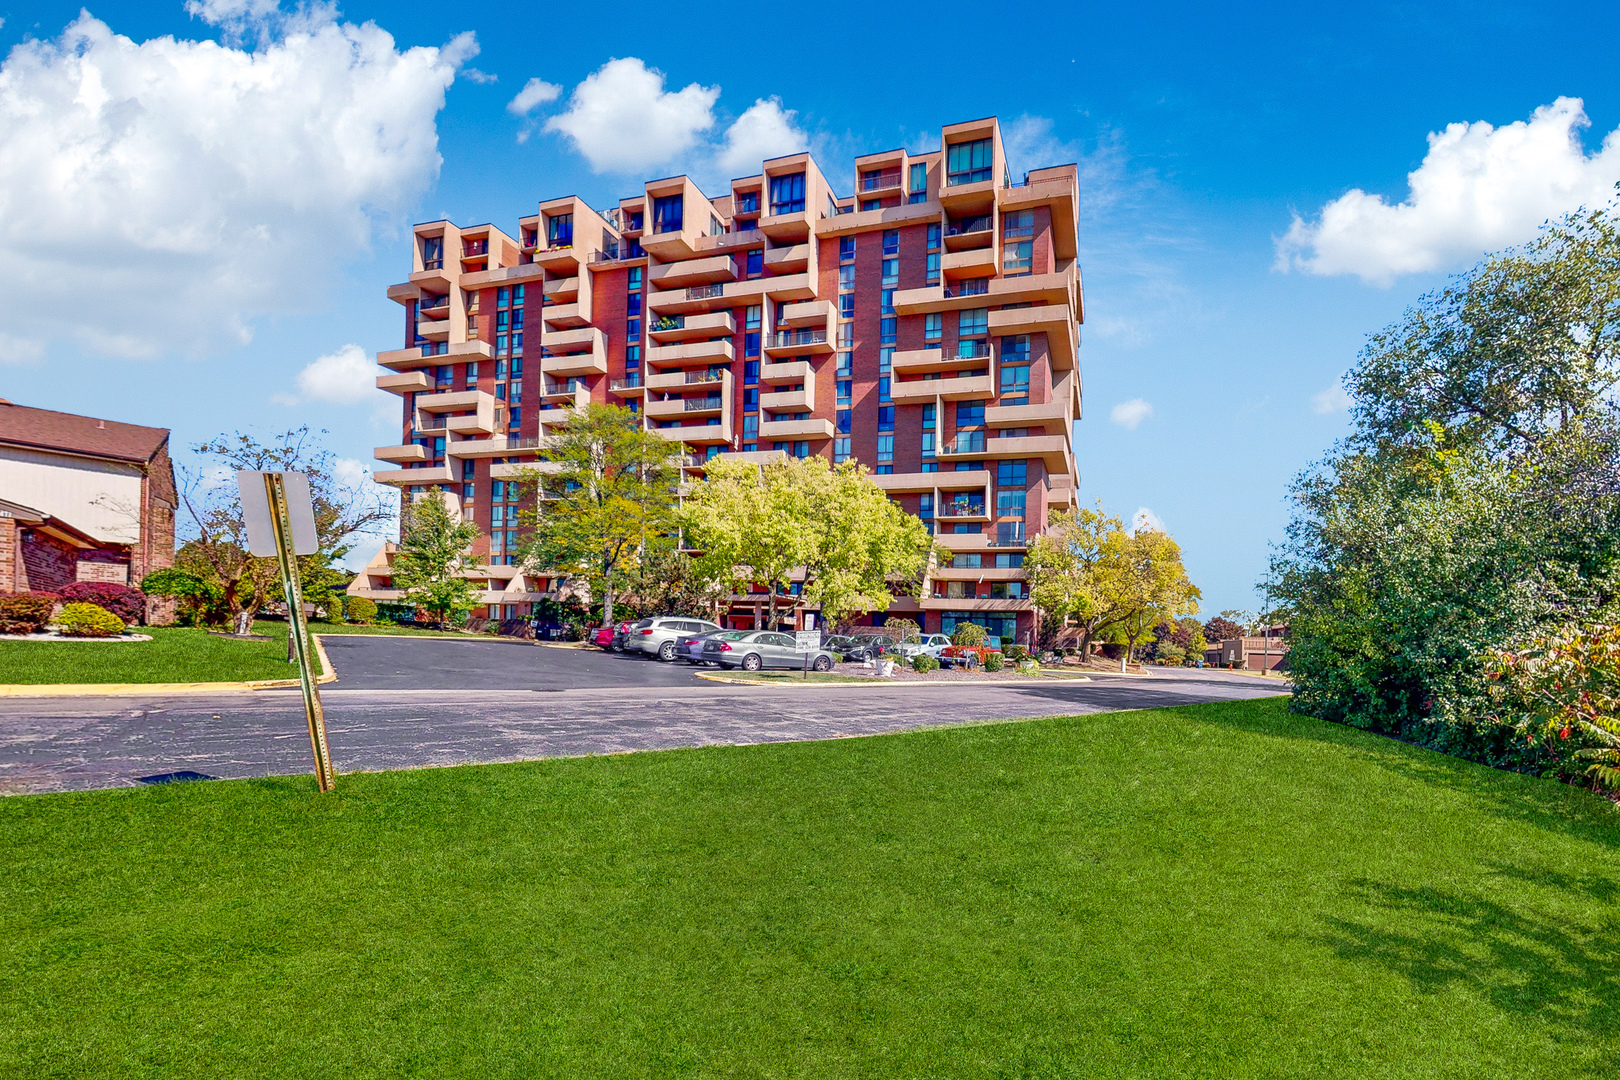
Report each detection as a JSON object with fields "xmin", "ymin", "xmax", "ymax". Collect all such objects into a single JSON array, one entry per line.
[
  {"xmin": 693, "ymin": 672, "xmax": 1089, "ymax": 688},
  {"xmin": 0, "ymin": 635, "xmax": 341, "ymax": 698}
]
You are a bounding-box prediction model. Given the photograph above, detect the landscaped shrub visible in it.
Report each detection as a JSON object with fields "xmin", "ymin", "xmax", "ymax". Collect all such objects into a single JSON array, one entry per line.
[
  {"xmin": 910, "ymin": 654, "xmax": 939, "ymax": 673},
  {"xmin": 984, "ymin": 650, "xmax": 1004, "ymax": 672},
  {"xmin": 950, "ymin": 623, "xmax": 987, "ymax": 647},
  {"xmin": 1003, "ymin": 644, "xmax": 1029, "ymax": 663},
  {"xmin": 1488, "ymin": 623, "xmax": 1620, "ymax": 792},
  {"xmin": 881, "ymin": 617, "xmax": 921, "ymax": 644},
  {"xmin": 56, "ymin": 602, "xmax": 126, "ymax": 638},
  {"xmin": 60, "ymin": 581, "xmax": 145, "ymax": 624},
  {"xmin": 140, "ymin": 568, "xmax": 226, "ymax": 626},
  {"xmin": 346, "ymin": 597, "xmax": 378, "ymax": 624},
  {"xmin": 564, "ymin": 622, "xmax": 588, "ymax": 642},
  {"xmin": 0, "ymin": 592, "xmax": 60, "ymax": 634}
]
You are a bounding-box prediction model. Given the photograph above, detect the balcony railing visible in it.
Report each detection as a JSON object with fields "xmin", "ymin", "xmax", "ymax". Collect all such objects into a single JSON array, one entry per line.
[
  {"xmin": 686, "ymin": 283, "xmax": 725, "ymax": 300},
  {"xmin": 682, "ymin": 371, "xmax": 723, "ymax": 385},
  {"xmin": 419, "ymin": 294, "xmax": 449, "ymax": 311},
  {"xmin": 609, "ymin": 376, "xmax": 642, "ymax": 391},
  {"xmin": 947, "ymin": 216, "xmax": 993, "ymax": 236},
  {"xmin": 860, "ymin": 168, "xmax": 902, "ymax": 192},
  {"xmin": 945, "ymin": 433, "xmax": 987, "ymax": 454},
  {"xmin": 589, "ymin": 248, "xmax": 620, "ymax": 264},
  {"xmin": 955, "ymin": 340, "xmax": 991, "ymax": 360},
  {"xmin": 944, "ymin": 280, "xmax": 990, "ymax": 298},
  {"xmin": 651, "ymin": 315, "xmax": 684, "ymax": 332},
  {"xmin": 422, "ymin": 258, "xmax": 443, "ymax": 270},
  {"xmin": 463, "ymin": 240, "xmax": 488, "ymax": 256},
  {"xmin": 734, "ymin": 194, "xmax": 759, "ymax": 214},
  {"xmin": 684, "ymin": 397, "xmax": 723, "ymax": 412},
  {"xmin": 940, "ymin": 501, "xmax": 986, "ymax": 518},
  {"xmin": 772, "ymin": 328, "xmax": 826, "ymax": 348}
]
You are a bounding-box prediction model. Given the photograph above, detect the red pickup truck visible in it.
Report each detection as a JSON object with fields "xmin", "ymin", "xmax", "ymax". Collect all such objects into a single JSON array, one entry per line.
[{"xmin": 939, "ymin": 643, "xmax": 1001, "ymax": 669}]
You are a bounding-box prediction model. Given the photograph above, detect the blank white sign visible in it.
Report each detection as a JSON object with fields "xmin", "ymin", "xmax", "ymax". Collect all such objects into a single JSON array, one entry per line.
[{"xmin": 237, "ymin": 470, "xmax": 319, "ymax": 556}]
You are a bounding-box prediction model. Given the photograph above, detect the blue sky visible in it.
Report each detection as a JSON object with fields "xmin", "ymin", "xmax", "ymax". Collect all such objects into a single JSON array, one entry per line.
[{"xmin": 3, "ymin": 0, "xmax": 1618, "ymax": 613}]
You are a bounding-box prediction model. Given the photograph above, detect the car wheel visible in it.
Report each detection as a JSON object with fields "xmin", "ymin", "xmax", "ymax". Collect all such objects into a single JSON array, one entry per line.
[
  {"xmin": 812, "ymin": 655, "xmax": 832, "ymax": 672},
  {"xmin": 658, "ymin": 641, "xmax": 677, "ymax": 661},
  {"xmin": 742, "ymin": 653, "xmax": 762, "ymax": 671}
]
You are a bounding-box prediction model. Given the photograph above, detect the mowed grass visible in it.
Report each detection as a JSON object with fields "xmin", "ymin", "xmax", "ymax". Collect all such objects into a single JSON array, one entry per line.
[
  {"xmin": 0, "ymin": 621, "xmax": 469, "ymax": 684},
  {"xmin": 2, "ymin": 698, "xmax": 1618, "ymax": 1078}
]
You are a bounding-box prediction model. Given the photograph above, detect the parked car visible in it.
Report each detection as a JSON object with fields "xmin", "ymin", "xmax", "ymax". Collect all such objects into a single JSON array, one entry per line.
[
  {"xmin": 611, "ymin": 619, "xmax": 650, "ymax": 652},
  {"xmin": 888, "ymin": 634, "xmax": 952, "ymax": 660},
  {"xmin": 628, "ymin": 616, "xmax": 723, "ymax": 661},
  {"xmin": 823, "ymin": 634, "xmax": 891, "ymax": 662},
  {"xmin": 702, "ymin": 630, "xmax": 838, "ymax": 672},
  {"xmin": 591, "ymin": 625, "xmax": 617, "ymax": 649},
  {"xmin": 940, "ymin": 642, "xmax": 1002, "ymax": 669},
  {"xmin": 678, "ymin": 629, "xmax": 748, "ymax": 665}
]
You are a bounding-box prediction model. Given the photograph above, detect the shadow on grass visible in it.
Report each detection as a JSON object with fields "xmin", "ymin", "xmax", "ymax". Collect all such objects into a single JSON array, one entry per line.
[
  {"xmin": 1311, "ymin": 878, "xmax": 1620, "ymax": 1076},
  {"xmin": 1136, "ymin": 698, "xmax": 1620, "ymax": 848}
]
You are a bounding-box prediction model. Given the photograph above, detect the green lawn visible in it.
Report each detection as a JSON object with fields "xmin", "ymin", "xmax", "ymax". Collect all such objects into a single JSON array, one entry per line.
[
  {"xmin": 0, "ymin": 620, "xmax": 470, "ymax": 684},
  {"xmin": 2, "ymin": 698, "xmax": 1618, "ymax": 1078}
]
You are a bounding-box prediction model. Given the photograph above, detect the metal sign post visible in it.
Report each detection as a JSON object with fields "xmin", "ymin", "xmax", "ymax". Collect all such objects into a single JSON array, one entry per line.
[
  {"xmin": 238, "ymin": 470, "xmax": 335, "ymax": 792},
  {"xmin": 795, "ymin": 630, "xmax": 821, "ymax": 680}
]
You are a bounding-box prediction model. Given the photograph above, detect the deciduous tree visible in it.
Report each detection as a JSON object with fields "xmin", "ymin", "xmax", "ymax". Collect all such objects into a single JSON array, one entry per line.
[
  {"xmin": 392, "ymin": 493, "xmax": 481, "ymax": 628},
  {"xmin": 1024, "ymin": 502, "xmax": 1132, "ymax": 658},
  {"xmin": 513, "ymin": 404, "xmax": 680, "ymax": 628}
]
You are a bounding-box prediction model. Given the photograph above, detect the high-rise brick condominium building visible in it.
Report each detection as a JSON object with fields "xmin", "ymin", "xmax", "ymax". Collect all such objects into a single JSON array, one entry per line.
[{"xmin": 356, "ymin": 116, "xmax": 1082, "ymax": 643}]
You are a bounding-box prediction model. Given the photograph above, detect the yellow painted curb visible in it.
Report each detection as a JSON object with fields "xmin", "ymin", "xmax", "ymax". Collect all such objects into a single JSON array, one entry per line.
[{"xmin": 0, "ymin": 633, "xmax": 340, "ymax": 698}]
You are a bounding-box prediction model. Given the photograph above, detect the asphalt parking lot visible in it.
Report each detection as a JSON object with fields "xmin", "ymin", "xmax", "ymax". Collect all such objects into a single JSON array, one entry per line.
[{"xmin": 0, "ymin": 636, "xmax": 1290, "ymax": 794}]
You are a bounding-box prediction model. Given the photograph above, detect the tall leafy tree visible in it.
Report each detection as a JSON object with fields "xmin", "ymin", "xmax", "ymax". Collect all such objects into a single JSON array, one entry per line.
[
  {"xmin": 177, "ymin": 426, "xmax": 393, "ymax": 621},
  {"xmin": 513, "ymin": 404, "xmax": 679, "ymax": 627},
  {"xmin": 1112, "ymin": 527, "xmax": 1201, "ymax": 669},
  {"xmin": 682, "ymin": 455, "xmax": 934, "ymax": 629},
  {"xmin": 1275, "ymin": 202, "xmax": 1620, "ymax": 752},
  {"xmin": 1024, "ymin": 502, "xmax": 1132, "ymax": 657},
  {"xmin": 392, "ymin": 493, "xmax": 481, "ymax": 628}
]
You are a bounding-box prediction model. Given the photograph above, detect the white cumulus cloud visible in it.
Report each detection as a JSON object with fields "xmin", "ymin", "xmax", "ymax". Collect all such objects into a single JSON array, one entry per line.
[
  {"xmin": 1132, "ymin": 507, "xmax": 1166, "ymax": 535},
  {"xmin": 716, "ymin": 98, "xmax": 807, "ymax": 178},
  {"xmin": 1311, "ymin": 379, "xmax": 1353, "ymax": 415},
  {"xmin": 507, "ymin": 76, "xmax": 560, "ymax": 116},
  {"xmin": 545, "ymin": 58, "xmax": 717, "ymax": 174},
  {"xmin": 1110, "ymin": 398, "xmax": 1154, "ymax": 430},
  {"xmin": 293, "ymin": 344, "xmax": 380, "ymax": 404},
  {"xmin": 1277, "ymin": 97, "xmax": 1620, "ymax": 285},
  {"xmin": 0, "ymin": 8, "xmax": 465, "ymax": 361}
]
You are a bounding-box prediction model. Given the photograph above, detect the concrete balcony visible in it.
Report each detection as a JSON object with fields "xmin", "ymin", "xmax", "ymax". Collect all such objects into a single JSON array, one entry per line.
[
  {"xmin": 764, "ymin": 327, "xmax": 831, "ymax": 357},
  {"xmin": 891, "ymin": 346, "xmax": 989, "ymax": 375},
  {"xmin": 532, "ymin": 245, "xmax": 584, "ymax": 273},
  {"xmin": 760, "ymin": 388, "xmax": 813, "ymax": 412},
  {"xmin": 646, "ymin": 337, "xmax": 735, "ymax": 369},
  {"xmin": 542, "ymin": 302, "xmax": 590, "ymax": 329},
  {"xmin": 889, "ymin": 373, "xmax": 993, "ymax": 403},
  {"xmin": 986, "ymin": 397, "xmax": 1074, "ymax": 434},
  {"xmin": 460, "ymin": 262, "xmax": 544, "ymax": 289},
  {"xmin": 935, "ymin": 499, "xmax": 990, "ymax": 523},
  {"xmin": 648, "ymin": 310, "xmax": 735, "ymax": 343},
  {"xmin": 374, "ymin": 465, "xmax": 455, "ymax": 486},
  {"xmin": 539, "ymin": 326, "xmax": 608, "ymax": 376},
  {"xmin": 760, "ymin": 359, "xmax": 813, "ymax": 385},
  {"xmin": 758, "ymin": 416, "xmax": 835, "ymax": 440},
  {"xmin": 377, "ymin": 371, "xmax": 431, "ymax": 395},
  {"xmin": 450, "ymin": 435, "xmax": 548, "ymax": 459},
  {"xmin": 999, "ymin": 170, "xmax": 1079, "ymax": 260},
  {"xmin": 941, "ymin": 246, "xmax": 997, "ymax": 279},
  {"xmin": 933, "ymin": 531, "xmax": 1028, "ymax": 553},
  {"xmin": 446, "ymin": 411, "xmax": 502, "ymax": 436},
  {"xmin": 541, "ymin": 352, "xmax": 608, "ymax": 378},
  {"xmin": 777, "ymin": 299, "xmax": 832, "ymax": 329},
  {"xmin": 871, "ymin": 470, "xmax": 989, "ymax": 494},
  {"xmin": 374, "ymin": 444, "xmax": 427, "ymax": 464},
  {"xmin": 939, "ymin": 176, "xmax": 997, "ymax": 216},
  {"xmin": 609, "ymin": 377, "xmax": 645, "ymax": 397},
  {"xmin": 646, "ymin": 369, "xmax": 728, "ymax": 391},
  {"xmin": 920, "ymin": 596, "xmax": 1030, "ymax": 612},
  {"xmin": 647, "ymin": 393, "xmax": 725, "ymax": 419},
  {"xmin": 645, "ymin": 273, "xmax": 812, "ymax": 314},
  {"xmin": 758, "ymin": 208, "xmax": 810, "ymax": 242},
  {"xmin": 378, "ymin": 339, "xmax": 494, "ymax": 370},
  {"xmin": 650, "ymin": 419, "xmax": 734, "ymax": 446},
  {"xmin": 940, "ymin": 433, "xmax": 1073, "ymax": 471},
  {"xmin": 943, "ymin": 219, "xmax": 995, "ymax": 251},
  {"xmin": 649, "ymin": 253, "xmax": 737, "ymax": 288},
  {"xmin": 931, "ymin": 565, "xmax": 1026, "ymax": 582},
  {"xmin": 543, "ymin": 275, "xmax": 579, "ymax": 303},
  {"xmin": 416, "ymin": 317, "xmax": 452, "ymax": 340},
  {"xmin": 764, "ymin": 243, "xmax": 810, "ymax": 274},
  {"xmin": 539, "ymin": 383, "xmax": 592, "ymax": 411},
  {"xmin": 989, "ymin": 306, "xmax": 1078, "ymax": 370}
]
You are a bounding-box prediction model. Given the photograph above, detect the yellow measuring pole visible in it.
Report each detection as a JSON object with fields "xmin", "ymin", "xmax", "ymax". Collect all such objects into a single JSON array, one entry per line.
[{"xmin": 263, "ymin": 472, "xmax": 335, "ymax": 792}]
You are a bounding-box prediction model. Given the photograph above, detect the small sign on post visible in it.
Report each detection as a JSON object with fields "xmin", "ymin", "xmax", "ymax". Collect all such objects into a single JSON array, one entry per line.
[
  {"xmin": 795, "ymin": 630, "xmax": 821, "ymax": 680},
  {"xmin": 238, "ymin": 470, "xmax": 335, "ymax": 792}
]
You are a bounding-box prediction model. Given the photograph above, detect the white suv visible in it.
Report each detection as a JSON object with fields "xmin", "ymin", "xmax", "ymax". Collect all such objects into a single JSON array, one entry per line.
[
  {"xmin": 627, "ymin": 616, "xmax": 721, "ymax": 661},
  {"xmin": 890, "ymin": 634, "xmax": 953, "ymax": 660}
]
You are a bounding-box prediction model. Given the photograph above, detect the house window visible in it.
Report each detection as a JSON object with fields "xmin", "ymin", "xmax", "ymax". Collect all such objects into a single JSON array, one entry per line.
[
  {"xmin": 997, "ymin": 459, "xmax": 1027, "ymax": 487},
  {"xmin": 1003, "ymin": 210, "xmax": 1034, "ymax": 239},
  {"xmin": 421, "ymin": 236, "xmax": 444, "ymax": 269},
  {"xmin": 881, "ymin": 258, "xmax": 898, "ymax": 287},
  {"xmin": 840, "ymin": 236, "xmax": 856, "ymax": 262},
  {"xmin": 1003, "ymin": 241, "xmax": 1033, "ymax": 274},
  {"xmin": 877, "ymin": 435, "xmax": 894, "ymax": 462},
  {"xmin": 627, "ymin": 318, "xmax": 640, "ymax": 342},
  {"xmin": 925, "ymin": 252, "xmax": 940, "ymax": 284},
  {"xmin": 626, "ymin": 344, "xmax": 640, "ymax": 370},
  {"xmin": 744, "ymin": 361, "xmax": 760, "ymax": 384},
  {"xmin": 836, "ymin": 379, "xmax": 851, "ymax": 407},
  {"xmin": 909, "ymin": 162, "xmax": 927, "ymax": 195},
  {"xmin": 837, "ymin": 351, "xmax": 852, "ymax": 375},
  {"xmin": 547, "ymin": 213, "xmax": 573, "ymax": 247},
  {"xmin": 959, "ymin": 308, "xmax": 989, "ymax": 336},
  {"xmin": 735, "ymin": 191, "xmax": 759, "ymax": 214},
  {"xmin": 927, "ymin": 223, "xmax": 941, "ymax": 250},
  {"xmin": 880, "ymin": 318, "xmax": 896, "ymax": 344},
  {"xmin": 946, "ymin": 138, "xmax": 993, "ymax": 185},
  {"xmin": 997, "ymin": 488, "xmax": 1027, "ymax": 517},
  {"xmin": 922, "ymin": 404, "xmax": 935, "ymax": 431},
  {"xmin": 839, "ymin": 264, "xmax": 856, "ymax": 291},
  {"xmin": 628, "ymin": 267, "xmax": 643, "ymax": 290},
  {"xmin": 626, "ymin": 293, "xmax": 642, "ymax": 316},
  {"xmin": 837, "ymin": 323, "xmax": 854, "ymax": 348},
  {"xmin": 743, "ymin": 414, "xmax": 758, "ymax": 437},
  {"xmin": 882, "ymin": 229, "xmax": 899, "ymax": 256},
  {"xmin": 924, "ymin": 313, "xmax": 942, "ymax": 340},
  {"xmin": 834, "ymin": 437, "xmax": 851, "ymax": 463},
  {"xmin": 1000, "ymin": 363, "xmax": 1030, "ymax": 402},
  {"xmin": 956, "ymin": 400, "xmax": 985, "ymax": 428},
  {"xmin": 921, "ymin": 432, "xmax": 935, "ymax": 459},
  {"xmin": 878, "ymin": 405, "xmax": 895, "ymax": 430},
  {"xmin": 652, "ymin": 194, "xmax": 683, "ymax": 233},
  {"xmin": 881, "ymin": 289, "xmax": 895, "ymax": 315},
  {"xmin": 768, "ymin": 173, "xmax": 806, "ymax": 214},
  {"xmin": 746, "ymin": 249, "xmax": 763, "ymax": 276},
  {"xmin": 744, "ymin": 332, "xmax": 761, "ymax": 357},
  {"xmin": 840, "ymin": 294, "xmax": 855, "ymax": 318}
]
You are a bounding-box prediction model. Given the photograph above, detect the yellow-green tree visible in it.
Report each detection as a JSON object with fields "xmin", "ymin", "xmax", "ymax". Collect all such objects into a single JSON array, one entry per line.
[
  {"xmin": 1024, "ymin": 502, "xmax": 1132, "ymax": 657},
  {"xmin": 682, "ymin": 455, "xmax": 934, "ymax": 629},
  {"xmin": 1113, "ymin": 527, "xmax": 1201, "ymax": 670}
]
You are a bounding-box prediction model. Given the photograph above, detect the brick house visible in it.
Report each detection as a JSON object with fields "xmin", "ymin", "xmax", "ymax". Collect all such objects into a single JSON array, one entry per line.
[{"xmin": 0, "ymin": 399, "xmax": 177, "ymax": 619}]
